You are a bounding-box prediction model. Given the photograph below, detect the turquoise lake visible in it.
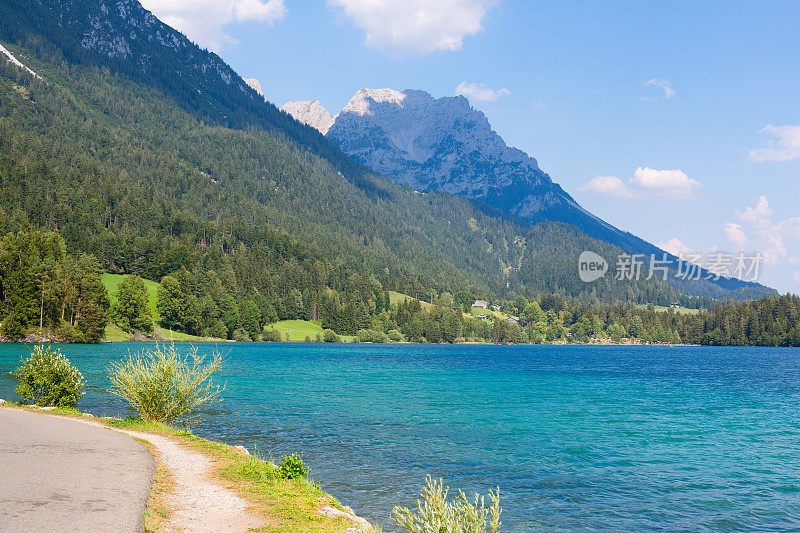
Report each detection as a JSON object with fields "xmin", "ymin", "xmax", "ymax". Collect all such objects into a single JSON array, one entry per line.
[{"xmin": 2, "ymin": 343, "xmax": 800, "ymax": 531}]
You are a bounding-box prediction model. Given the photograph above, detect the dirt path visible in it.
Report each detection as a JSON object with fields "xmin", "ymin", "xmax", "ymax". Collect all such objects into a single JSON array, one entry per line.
[{"xmin": 114, "ymin": 428, "xmax": 262, "ymax": 532}]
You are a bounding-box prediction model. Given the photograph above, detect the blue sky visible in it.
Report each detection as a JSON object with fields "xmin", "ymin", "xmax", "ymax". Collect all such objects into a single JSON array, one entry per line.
[{"xmin": 141, "ymin": 0, "xmax": 800, "ymax": 293}]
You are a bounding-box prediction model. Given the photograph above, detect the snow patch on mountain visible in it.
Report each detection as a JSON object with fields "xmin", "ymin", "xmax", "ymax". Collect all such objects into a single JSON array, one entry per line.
[
  {"xmin": 281, "ymin": 100, "xmax": 336, "ymax": 135},
  {"xmin": 0, "ymin": 42, "xmax": 42, "ymax": 79}
]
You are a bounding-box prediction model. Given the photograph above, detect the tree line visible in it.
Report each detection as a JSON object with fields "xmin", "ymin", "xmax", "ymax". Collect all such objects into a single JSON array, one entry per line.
[{"xmin": 2, "ymin": 228, "xmax": 798, "ymax": 346}]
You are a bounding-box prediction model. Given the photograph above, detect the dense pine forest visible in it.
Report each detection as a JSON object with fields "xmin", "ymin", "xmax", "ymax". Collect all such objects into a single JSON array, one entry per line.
[{"xmin": 0, "ymin": 229, "xmax": 109, "ymax": 342}]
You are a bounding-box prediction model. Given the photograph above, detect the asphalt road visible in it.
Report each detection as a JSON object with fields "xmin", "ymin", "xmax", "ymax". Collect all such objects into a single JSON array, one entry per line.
[{"xmin": 0, "ymin": 408, "xmax": 154, "ymax": 532}]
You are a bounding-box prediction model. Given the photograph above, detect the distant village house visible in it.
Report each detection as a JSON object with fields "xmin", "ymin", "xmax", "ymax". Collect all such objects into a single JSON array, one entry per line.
[{"xmin": 472, "ymin": 300, "xmax": 488, "ymax": 309}]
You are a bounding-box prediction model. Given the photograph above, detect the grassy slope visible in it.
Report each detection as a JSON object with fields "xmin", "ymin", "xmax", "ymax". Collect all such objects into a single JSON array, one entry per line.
[
  {"xmin": 264, "ymin": 320, "xmax": 355, "ymax": 343},
  {"xmin": 101, "ymin": 274, "xmax": 223, "ymax": 342},
  {"xmin": 102, "ymin": 274, "xmax": 161, "ymax": 320},
  {"xmin": 388, "ymin": 291, "xmax": 434, "ymax": 311},
  {"xmin": 388, "ymin": 291, "xmax": 512, "ymax": 320},
  {"xmin": 103, "ymin": 274, "xmax": 353, "ymax": 343},
  {"xmin": 264, "ymin": 320, "xmax": 325, "ymax": 342}
]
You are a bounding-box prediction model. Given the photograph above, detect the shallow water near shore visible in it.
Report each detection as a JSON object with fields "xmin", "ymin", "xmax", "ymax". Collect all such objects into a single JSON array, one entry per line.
[{"xmin": 2, "ymin": 343, "xmax": 800, "ymax": 531}]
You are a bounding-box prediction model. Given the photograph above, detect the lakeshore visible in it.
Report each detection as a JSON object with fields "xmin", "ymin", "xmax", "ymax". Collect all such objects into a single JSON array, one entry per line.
[{"xmin": 0, "ymin": 402, "xmax": 372, "ymax": 532}]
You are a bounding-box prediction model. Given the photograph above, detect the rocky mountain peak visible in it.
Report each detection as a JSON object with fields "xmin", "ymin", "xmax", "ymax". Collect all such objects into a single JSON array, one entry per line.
[
  {"xmin": 325, "ymin": 88, "xmax": 544, "ymax": 199},
  {"xmin": 243, "ymin": 78, "xmax": 264, "ymax": 97},
  {"xmin": 280, "ymin": 100, "xmax": 335, "ymax": 135},
  {"xmin": 341, "ymin": 88, "xmax": 408, "ymax": 116}
]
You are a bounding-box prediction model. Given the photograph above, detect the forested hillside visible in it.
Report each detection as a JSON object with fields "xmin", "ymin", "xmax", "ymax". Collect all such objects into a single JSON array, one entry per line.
[{"xmin": 0, "ymin": 36, "xmax": 708, "ymax": 310}]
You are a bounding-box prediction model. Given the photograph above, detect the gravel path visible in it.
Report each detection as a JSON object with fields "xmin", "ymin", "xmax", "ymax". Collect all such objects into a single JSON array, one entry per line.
[{"xmin": 116, "ymin": 428, "xmax": 262, "ymax": 532}]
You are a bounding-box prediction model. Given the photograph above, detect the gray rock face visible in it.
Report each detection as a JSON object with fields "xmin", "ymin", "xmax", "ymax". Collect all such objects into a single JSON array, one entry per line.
[
  {"xmin": 316, "ymin": 88, "xmax": 579, "ymax": 222},
  {"xmin": 280, "ymin": 100, "xmax": 335, "ymax": 135},
  {"xmin": 243, "ymin": 78, "xmax": 264, "ymax": 97}
]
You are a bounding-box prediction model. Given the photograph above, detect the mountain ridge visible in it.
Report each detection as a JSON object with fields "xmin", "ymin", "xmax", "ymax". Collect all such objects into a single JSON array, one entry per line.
[
  {"xmin": 0, "ymin": 0, "xmax": 775, "ymax": 302},
  {"xmin": 284, "ymin": 87, "xmax": 769, "ymax": 297}
]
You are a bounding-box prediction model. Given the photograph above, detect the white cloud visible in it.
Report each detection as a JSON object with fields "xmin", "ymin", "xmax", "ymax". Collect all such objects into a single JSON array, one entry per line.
[
  {"xmin": 580, "ymin": 175, "xmax": 635, "ymax": 199},
  {"xmin": 455, "ymin": 82, "xmax": 510, "ymax": 102},
  {"xmin": 724, "ymin": 196, "xmax": 800, "ymax": 266},
  {"xmin": 140, "ymin": 0, "xmax": 286, "ymax": 52},
  {"xmin": 749, "ymin": 124, "xmax": 800, "ymax": 162},
  {"xmin": 328, "ymin": 0, "xmax": 498, "ymax": 55},
  {"xmin": 582, "ymin": 166, "xmax": 701, "ymax": 199},
  {"xmin": 657, "ymin": 237, "xmax": 699, "ymax": 260},
  {"xmin": 794, "ymin": 271, "xmax": 800, "ymax": 284},
  {"xmin": 736, "ymin": 195, "xmax": 773, "ymax": 227},
  {"xmin": 630, "ymin": 167, "xmax": 700, "ymax": 194},
  {"xmin": 723, "ymin": 222, "xmax": 748, "ymax": 247},
  {"xmin": 641, "ymin": 78, "xmax": 676, "ymax": 101}
]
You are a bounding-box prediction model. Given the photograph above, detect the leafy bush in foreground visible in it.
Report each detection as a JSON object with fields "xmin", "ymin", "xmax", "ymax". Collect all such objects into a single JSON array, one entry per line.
[
  {"xmin": 108, "ymin": 344, "xmax": 223, "ymax": 425},
  {"xmin": 13, "ymin": 345, "xmax": 85, "ymax": 407},
  {"xmin": 278, "ymin": 453, "xmax": 308, "ymax": 479},
  {"xmin": 393, "ymin": 476, "xmax": 501, "ymax": 533}
]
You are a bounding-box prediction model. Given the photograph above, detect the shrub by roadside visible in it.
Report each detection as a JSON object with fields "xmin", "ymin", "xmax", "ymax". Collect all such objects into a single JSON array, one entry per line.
[
  {"xmin": 12, "ymin": 345, "xmax": 85, "ymax": 407},
  {"xmin": 278, "ymin": 453, "xmax": 308, "ymax": 480},
  {"xmin": 108, "ymin": 344, "xmax": 223, "ymax": 425}
]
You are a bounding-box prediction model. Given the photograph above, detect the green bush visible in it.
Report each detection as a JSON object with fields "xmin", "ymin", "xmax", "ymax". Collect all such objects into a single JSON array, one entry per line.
[
  {"xmin": 232, "ymin": 328, "xmax": 252, "ymax": 342},
  {"xmin": 55, "ymin": 322, "xmax": 83, "ymax": 343},
  {"xmin": 12, "ymin": 345, "xmax": 85, "ymax": 407},
  {"xmin": 356, "ymin": 329, "xmax": 389, "ymax": 343},
  {"xmin": 108, "ymin": 344, "xmax": 223, "ymax": 425},
  {"xmin": 2, "ymin": 313, "xmax": 27, "ymax": 340},
  {"xmin": 278, "ymin": 452, "xmax": 307, "ymax": 479},
  {"xmin": 392, "ymin": 476, "xmax": 501, "ymax": 533},
  {"xmin": 388, "ymin": 329, "xmax": 405, "ymax": 342},
  {"xmin": 322, "ymin": 329, "xmax": 340, "ymax": 342},
  {"xmin": 262, "ymin": 328, "xmax": 282, "ymax": 342}
]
